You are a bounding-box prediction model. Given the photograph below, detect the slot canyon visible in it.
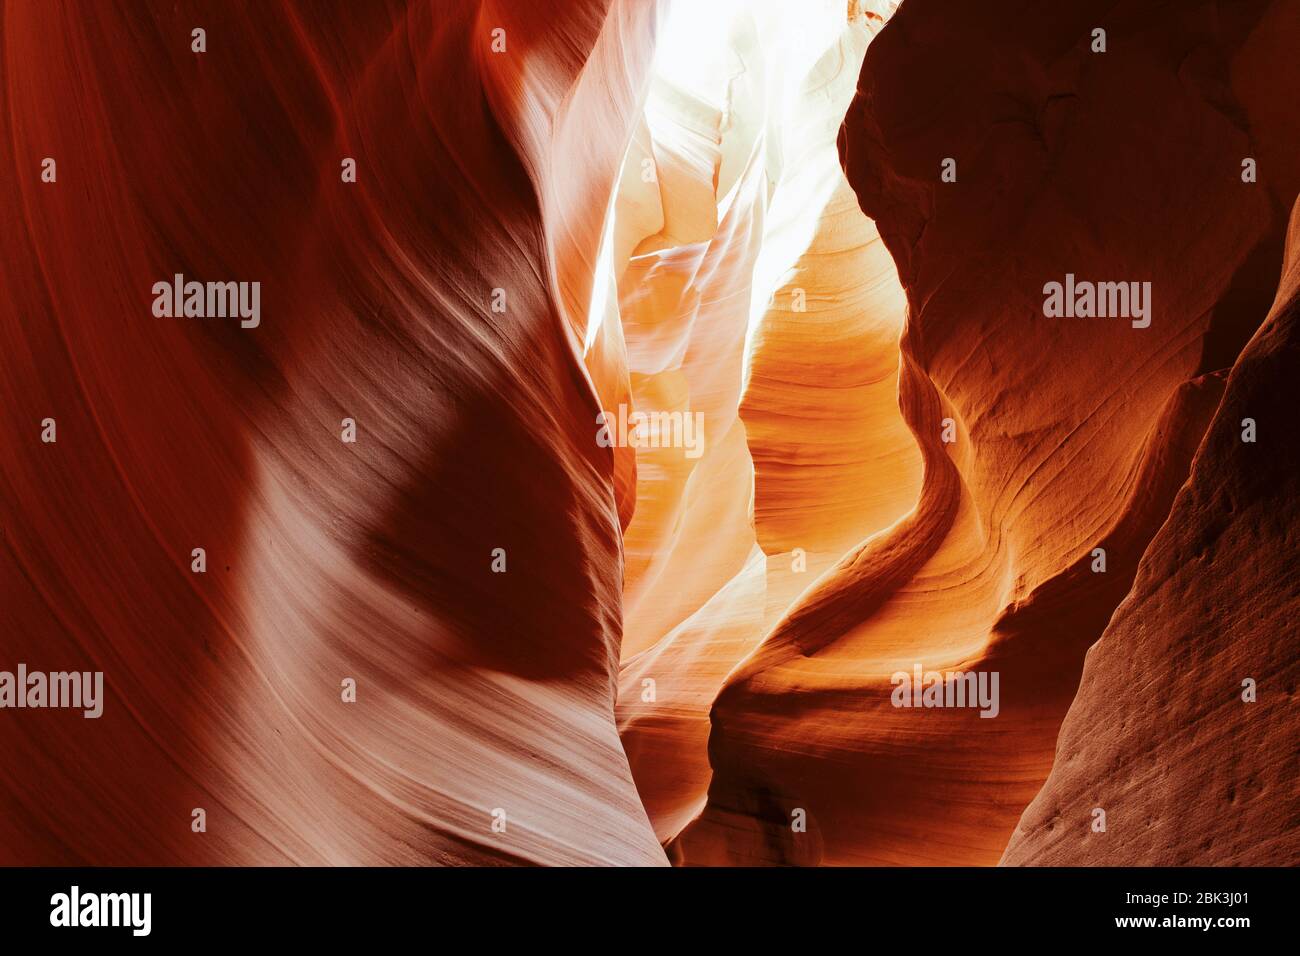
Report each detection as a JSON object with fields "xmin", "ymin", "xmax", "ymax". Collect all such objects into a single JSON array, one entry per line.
[{"xmin": 1, "ymin": 0, "xmax": 1297, "ymax": 868}]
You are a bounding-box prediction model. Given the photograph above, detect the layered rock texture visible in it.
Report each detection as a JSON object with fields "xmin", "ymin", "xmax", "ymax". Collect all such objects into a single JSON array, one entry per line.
[
  {"xmin": 1, "ymin": 0, "xmax": 668, "ymax": 866},
  {"xmin": 1001, "ymin": 198, "xmax": 1300, "ymax": 866},
  {"xmin": 618, "ymin": 0, "xmax": 1299, "ymax": 866},
  {"xmin": 1, "ymin": 0, "xmax": 1296, "ymax": 867}
]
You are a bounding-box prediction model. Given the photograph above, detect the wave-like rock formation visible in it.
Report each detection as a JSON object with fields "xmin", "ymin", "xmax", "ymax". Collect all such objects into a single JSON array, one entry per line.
[
  {"xmin": 2, "ymin": 0, "xmax": 1296, "ymax": 868},
  {"xmin": 666, "ymin": 0, "xmax": 1299, "ymax": 865},
  {"xmin": 1, "ymin": 0, "xmax": 667, "ymax": 866}
]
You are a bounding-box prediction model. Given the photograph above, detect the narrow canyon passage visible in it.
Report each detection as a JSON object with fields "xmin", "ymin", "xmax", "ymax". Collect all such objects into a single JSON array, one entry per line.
[
  {"xmin": 1, "ymin": 0, "xmax": 1294, "ymax": 871},
  {"xmin": 594, "ymin": 0, "xmax": 922, "ymax": 849},
  {"xmin": 601, "ymin": 0, "xmax": 1300, "ymax": 865}
]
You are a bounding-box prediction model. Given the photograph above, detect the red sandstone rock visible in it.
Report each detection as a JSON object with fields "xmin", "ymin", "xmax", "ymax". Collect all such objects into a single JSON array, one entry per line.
[
  {"xmin": 675, "ymin": 0, "xmax": 1300, "ymax": 865},
  {"xmin": 2, "ymin": 0, "xmax": 1296, "ymax": 870},
  {"xmin": 1002, "ymin": 197, "xmax": 1300, "ymax": 866},
  {"xmin": 0, "ymin": 0, "xmax": 666, "ymax": 866}
]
